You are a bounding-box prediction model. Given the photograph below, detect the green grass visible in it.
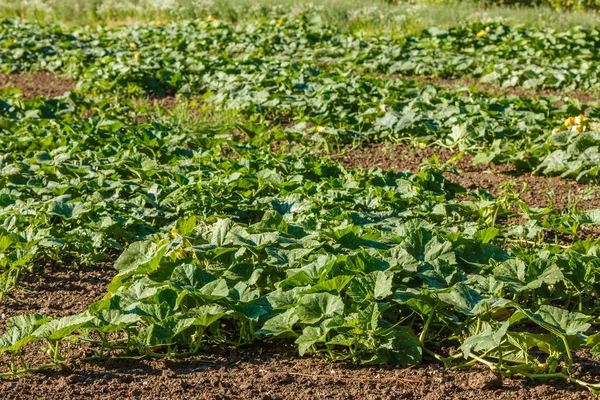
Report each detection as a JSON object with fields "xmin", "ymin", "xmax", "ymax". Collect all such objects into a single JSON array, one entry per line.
[
  {"xmin": 2, "ymin": 0, "xmax": 599, "ymax": 35},
  {"xmin": 132, "ymin": 97, "xmax": 245, "ymax": 128}
]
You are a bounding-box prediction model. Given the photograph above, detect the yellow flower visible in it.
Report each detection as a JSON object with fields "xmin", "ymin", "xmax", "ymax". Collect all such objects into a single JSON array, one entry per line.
[
  {"xmin": 155, "ymin": 20, "xmax": 161, "ymax": 27},
  {"xmin": 575, "ymin": 114, "xmax": 588, "ymax": 125},
  {"xmin": 129, "ymin": 42, "xmax": 137, "ymax": 49},
  {"xmin": 535, "ymin": 362, "xmax": 549, "ymax": 372},
  {"xmin": 489, "ymin": 308, "xmax": 511, "ymax": 320},
  {"xmin": 133, "ymin": 52, "xmax": 141, "ymax": 61},
  {"xmin": 574, "ymin": 124, "xmax": 584, "ymax": 133},
  {"xmin": 316, "ymin": 126, "xmax": 325, "ymax": 133},
  {"xmin": 476, "ymin": 30, "xmax": 487, "ymax": 37},
  {"xmin": 208, "ymin": 15, "xmax": 217, "ymax": 22},
  {"xmin": 276, "ymin": 19, "xmax": 283, "ymax": 24},
  {"xmin": 170, "ymin": 227, "xmax": 178, "ymax": 238},
  {"xmin": 564, "ymin": 116, "xmax": 576, "ymax": 127}
]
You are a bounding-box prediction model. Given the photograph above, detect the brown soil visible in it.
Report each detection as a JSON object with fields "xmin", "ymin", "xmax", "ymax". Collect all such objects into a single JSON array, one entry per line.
[
  {"xmin": 0, "ymin": 263, "xmax": 115, "ymax": 330},
  {"xmin": 0, "ymin": 72, "xmax": 77, "ymax": 100},
  {"xmin": 0, "ymin": 264, "xmax": 598, "ymax": 400},
  {"xmin": 336, "ymin": 144, "xmax": 600, "ymax": 210},
  {"xmin": 2, "ymin": 349, "xmax": 596, "ymax": 400}
]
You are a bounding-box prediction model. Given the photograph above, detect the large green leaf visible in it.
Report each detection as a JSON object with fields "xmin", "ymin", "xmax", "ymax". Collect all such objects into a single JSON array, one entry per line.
[
  {"xmin": 295, "ymin": 293, "xmax": 345, "ymax": 324},
  {"xmin": 256, "ymin": 309, "xmax": 300, "ymax": 338},
  {"xmin": 33, "ymin": 315, "xmax": 94, "ymax": 341},
  {"xmin": 347, "ymin": 271, "xmax": 394, "ymax": 302},
  {"xmin": 522, "ymin": 305, "xmax": 592, "ymax": 338}
]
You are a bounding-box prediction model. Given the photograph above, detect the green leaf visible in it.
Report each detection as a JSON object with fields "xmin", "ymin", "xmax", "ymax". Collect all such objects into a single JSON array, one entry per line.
[
  {"xmin": 296, "ymin": 323, "xmax": 330, "ymax": 356},
  {"xmin": 0, "ymin": 317, "xmax": 46, "ymax": 354},
  {"xmin": 188, "ymin": 305, "xmax": 228, "ymax": 327},
  {"xmin": 357, "ymin": 326, "xmax": 422, "ymax": 366},
  {"xmin": 301, "ymin": 275, "xmax": 353, "ymax": 295},
  {"xmin": 177, "ymin": 216, "xmax": 197, "ymax": 236},
  {"xmin": 461, "ymin": 322, "xmax": 509, "ymax": 357},
  {"xmin": 109, "ymin": 240, "xmax": 169, "ymax": 291},
  {"xmin": 347, "ymin": 271, "xmax": 394, "ymax": 302},
  {"xmin": 170, "ymin": 264, "xmax": 216, "ymax": 291},
  {"xmin": 6, "ymin": 314, "xmax": 51, "ymax": 328},
  {"xmin": 295, "ymin": 293, "xmax": 345, "ymax": 324},
  {"xmin": 438, "ymin": 283, "xmax": 484, "ymax": 315},
  {"xmin": 211, "ymin": 219, "xmax": 234, "ymax": 246},
  {"xmin": 86, "ymin": 310, "xmax": 143, "ymax": 333},
  {"xmin": 522, "ymin": 305, "xmax": 591, "ymax": 338},
  {"xmin": 256, "ymin": 309, "xmax": 300, "ymax": 338},
  {"xmin": 33, "ymin": 315, "xmax": 94, "ymax": 341}
]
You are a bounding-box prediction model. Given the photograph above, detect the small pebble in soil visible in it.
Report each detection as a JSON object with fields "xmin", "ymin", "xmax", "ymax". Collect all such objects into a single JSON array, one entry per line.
[
  {"xmin": 65, "ymin": 374, "xmax": 84, "ymax": 384},
  {"xmin": 468, "ymin": 371, "xmax": 503, "ymax": 390},
  {"xmin": 119, "ymin": 374, "xmax": 135, "ymax": 383},
  {"xmin": 161, "ymin": 370, "xmax": 176, "ymax": 379}
]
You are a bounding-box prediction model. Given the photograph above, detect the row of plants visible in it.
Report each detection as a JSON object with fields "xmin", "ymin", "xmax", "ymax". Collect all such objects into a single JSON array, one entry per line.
[
  {"xmin": 2, "ymin": 138, "xmax": 600, "ymax": 391},
  {"xmin": 2, "ymin": 90, "xmax": 600, "ymax": 292},
  {"xmin": 3, "ymin": 18, "xmax": 600, "ymax": 91},
  {"xmin": 3, "ymin": 18, "xmax": 600, "ymax": 182},
  {"xmin": 1, "ymin": 14, "xmax": 600, "ymax": 393}
]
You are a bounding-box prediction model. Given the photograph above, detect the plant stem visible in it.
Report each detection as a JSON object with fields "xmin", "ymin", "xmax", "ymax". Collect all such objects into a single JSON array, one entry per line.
[
  {"xmin": 562, "ymin": 336, "xmax": 573, "ymax": 372},
  {"xmin": 18, "ymin": 351, "xmax": 28, "ymax": 370},
  {"xmin": 419, "ymin": 304, "xmax": 438, "ymax": 346},
  {"xmin": 53, "ymin": 341, "xmax": 61, "ymax": 364},
  {"xmin": 467, "ymin": 352, "xmax": 498, "ymax": 371},
  {"xmin": 0, "ymin": 364, "xmax": 56, "ymax": 377},
  {"xmin": 423, "ymin": 348, "xmax": 462, "ymax": 367}
]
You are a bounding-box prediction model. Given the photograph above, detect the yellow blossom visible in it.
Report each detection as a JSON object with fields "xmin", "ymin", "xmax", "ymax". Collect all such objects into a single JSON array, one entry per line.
[
  {"xmin": 574, "ymin": 124, "xmax": 584, "ymax": 133},
  {"xmin": 170, "ymin": 227, "xmax": 178, "ymax": 238},
  {"xmin": 276, "ymin": 19, "xmax": 283, "ymax": 24},
  {"xmin": 133, "ymin": 52, "xmax": 141, "ymax": 61},
  {"xmin": 129, "ymin": 42, "xmax": 137, "ymax": 49},
  {"xmin": 316, "ymin": 126, "xmax": 325, "ymax": 133},
  {"xmin": 564, "ymin": 116, "xmax": 576, "ymax": 127},
  {"xmin": 476, "ymin": 30, "xmax": 486, "ymax": 37},
  {"xmin": 155, "ymin": 21, "xmax": 162, "ymax": 27},
  {"xmin": 575, "ymin": 114, "xmax": 588, "ymax": 125},
  {"xmin": 208, "ymin": 15, "xmax": 217, "ymax": 22},
  {"xmin": 489, "ymin": 308, "xmax": 510, "ymax": 320},
  {"xmin": 535, "ymin": 362, "xmax": 549, "ymax": 372}
]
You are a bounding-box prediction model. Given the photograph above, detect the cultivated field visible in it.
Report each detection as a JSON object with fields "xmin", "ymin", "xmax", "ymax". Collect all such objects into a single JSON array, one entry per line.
[{"xmin": 1, "ymin": 1, "xmax": 600, "ymax": 398}]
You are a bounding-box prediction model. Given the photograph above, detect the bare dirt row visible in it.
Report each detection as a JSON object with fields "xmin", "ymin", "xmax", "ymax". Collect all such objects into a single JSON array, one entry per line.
[
  {"xmin": 336, "ymin": 143, "xmax": 600, "ymax": 210},
  {"xmin": 0, "ymin": 72, "xmax": 76, "ymax": 100}
]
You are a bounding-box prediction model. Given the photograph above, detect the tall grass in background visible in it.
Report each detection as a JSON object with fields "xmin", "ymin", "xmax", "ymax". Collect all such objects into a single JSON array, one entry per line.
[{"xmin": 0, "ymin": 0, "xmax": 599, "ymax": 34}]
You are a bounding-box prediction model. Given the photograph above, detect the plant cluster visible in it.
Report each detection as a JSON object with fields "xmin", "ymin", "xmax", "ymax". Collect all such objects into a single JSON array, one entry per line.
[
  {"xmin": 1, "ymin": 15, "xmax": 600, "ymax": 395},
  {"xmin": 3, "ymin": 19, "xmax": 600, "ymax": 180}
]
